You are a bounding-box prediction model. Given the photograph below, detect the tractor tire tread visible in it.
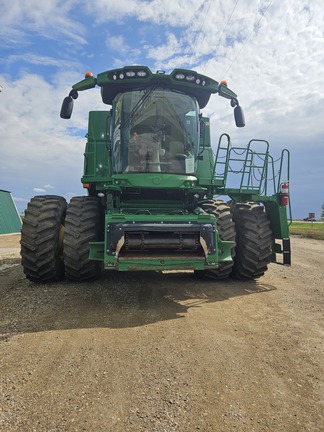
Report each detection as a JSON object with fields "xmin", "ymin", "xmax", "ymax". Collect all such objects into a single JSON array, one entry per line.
[
  {"xmin": 20, "ymin": 195, "xmax": 67, "ymax": 282},
  {"xmin": 64, "ymin": 196, "xmax": 103, "ymax": 281},
  {"xmin": 231, "ymin": 202, "xmax": 272, "ymax": 280},
  {"xmin": 196, "ymin": 198, "xmax": 236, "ymax": 279}
]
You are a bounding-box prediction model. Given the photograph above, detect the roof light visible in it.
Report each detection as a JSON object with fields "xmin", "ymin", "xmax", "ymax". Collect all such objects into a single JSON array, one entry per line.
[
  {"xmin": 85, "ymin": 71, "xmax": 93, "ymax": 78},
  {"xmin": 202, "ymin": 80, "xmax": 206, "ymax": 86},
  {"xmin": 196, "ymin": 78, "xmax": 201, "ymax": 84},
  {"xmin": 113, "ymin": 74, "xmax": 117, "ymax": 80},
  {"xmin": 137, "ymin": 70, "xmax": 147, "ymax": 77},
  {"xmin": 175, "ymin": 73, "xmax": 185, "ymax": 80},
  {"xmin": 126, "ymin": 71, "xmax": 135, "ymax": 77},
  {"xmin": 186, "ymin": 75, "xmax": 195, "ymax": 82},
  {"xmin": 119, "ymin": 73, "xmax": 124, "ymax": 79}
]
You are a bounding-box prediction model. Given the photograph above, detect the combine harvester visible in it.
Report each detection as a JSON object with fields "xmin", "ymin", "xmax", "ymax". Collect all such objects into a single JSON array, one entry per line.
[{"xmin": 21, "ymin": 66, "xmax": 291, "ymax": 282}]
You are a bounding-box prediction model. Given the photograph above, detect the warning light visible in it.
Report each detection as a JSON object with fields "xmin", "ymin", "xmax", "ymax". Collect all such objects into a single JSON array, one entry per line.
[
  {"xmin": 220, "ymin": 80, "xmax": 228, "ymax": 86},
  {"xmin": 85, "ymin": 72, "xmax": 93, "ymax": 78}
]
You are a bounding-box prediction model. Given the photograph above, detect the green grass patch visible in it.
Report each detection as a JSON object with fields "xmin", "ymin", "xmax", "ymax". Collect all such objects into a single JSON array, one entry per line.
[{"xmin": 290, "ymin": 221, "xmax": 324, "ymax": 240}]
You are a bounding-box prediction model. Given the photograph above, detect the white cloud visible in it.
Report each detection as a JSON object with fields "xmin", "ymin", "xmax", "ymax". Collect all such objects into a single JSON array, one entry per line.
[
  {"xmin": 1, "ymin": 0, "xmax": 324, "ymax": 218},
  {"xmin": 0, "ymin": 70, "xmax": 103, "ymax": 212},
  {"xmin": 145, "ymin": 33, "xmax": 182, "ymax": 63},
  {"xmin": 1, "ymin": 54, "xmax": 81, "ymax": 70},
  {"xmin": 0, "ymin": 0, "xmax": 87, "ymax": 46},
  {"xmin": 82, "ymin": 0, "xmax": 204, "ymax": 25},
  {"xmin": 106, "ymin": 35, "xmax": 127, "ymax": 53},
  {"xmin": 137, "ymin": 0, "xmax": 205, "ymax": 26},
  {"xmin": 105, "ymin": 34, "xmax": 142, "ymax": 67}
]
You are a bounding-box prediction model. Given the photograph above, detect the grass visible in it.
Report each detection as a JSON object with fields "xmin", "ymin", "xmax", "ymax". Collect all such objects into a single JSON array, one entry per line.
[{"xmin": 289, "ymin": 221, "xmax": 324, "ymax": 240}]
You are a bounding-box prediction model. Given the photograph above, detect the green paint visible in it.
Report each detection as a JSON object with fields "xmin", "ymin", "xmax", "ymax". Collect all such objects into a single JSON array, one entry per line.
[
  {"xmin": 61, "ymin": 65, "xmax": 291, "ymax": 270},
  {"xmin": 0, "ymin": 190, "xmax": 22, "ymax": 234}
]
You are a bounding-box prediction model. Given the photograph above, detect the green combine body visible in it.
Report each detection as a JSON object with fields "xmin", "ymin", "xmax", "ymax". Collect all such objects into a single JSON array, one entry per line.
[{"xmin": 21, "ymin": 66, "xmax": 291, "ymax": 282}]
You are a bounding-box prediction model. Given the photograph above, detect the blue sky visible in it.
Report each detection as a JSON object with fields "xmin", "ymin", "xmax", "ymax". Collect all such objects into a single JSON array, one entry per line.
[{"xmin": 1, "ymin": 0, "xmax": 323, "ymax": 219}]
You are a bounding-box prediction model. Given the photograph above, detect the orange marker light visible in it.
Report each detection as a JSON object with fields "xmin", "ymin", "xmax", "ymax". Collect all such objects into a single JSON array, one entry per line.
[
  {"xmin": 220, "ymin": 80, "xmax": 228, "ymax": 86},
  {"xmin": 85, "ymin": 71, "xmax": 93, "ymax": 78}
]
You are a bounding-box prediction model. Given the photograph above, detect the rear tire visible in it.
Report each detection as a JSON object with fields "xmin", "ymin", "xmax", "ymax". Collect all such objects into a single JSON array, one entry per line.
[
  {"xmin": 231, "ymin": 202, "xmax": 272, "ymax": 280},
  {"xmin": 64, "ymin": 196, "xmax": 103, "ymax": 281},
  {"xmin": 195, "ymin": 199, "xmax": 236, "ymax": 279},
  {"xmin": 20, "ymin": 195, "xmax": 67, "ymax": 282}
]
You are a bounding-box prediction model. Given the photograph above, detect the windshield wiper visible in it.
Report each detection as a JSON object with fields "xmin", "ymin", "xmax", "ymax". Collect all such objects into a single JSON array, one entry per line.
[{"xmin": 123, "ymin": 85, "xmax": 158, "ymax": 130}]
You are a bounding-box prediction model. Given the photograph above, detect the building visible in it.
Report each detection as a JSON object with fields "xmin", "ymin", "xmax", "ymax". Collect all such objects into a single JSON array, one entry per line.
[{"xmin": 0, "ymin": 190, "xmax": 22, "ymax": 234}]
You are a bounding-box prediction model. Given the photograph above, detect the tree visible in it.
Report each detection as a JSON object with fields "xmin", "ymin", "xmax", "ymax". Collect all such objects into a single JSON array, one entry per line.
[{"xmin": 321, "ymin": 201, "xmax": 324, "ymax": 221}]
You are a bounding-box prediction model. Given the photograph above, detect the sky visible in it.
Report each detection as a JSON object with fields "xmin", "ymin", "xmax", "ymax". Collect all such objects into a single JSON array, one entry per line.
[{"xmin": 0, "ymin": 0, "xmax": 323, "ymax": 219}]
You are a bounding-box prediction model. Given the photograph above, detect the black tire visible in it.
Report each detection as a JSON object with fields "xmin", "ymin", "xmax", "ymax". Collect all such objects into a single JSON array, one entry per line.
[
  {"xmin": 20, "ymin": 195, "xmax": 67, "ymax": 283},
  {"xmin": 64, "ymin": 196, "xmax": 103, "ymax": 281},
  {"xmin": 231, "ymin": 202, "xmax": 272, "ymax": 280},
  {"xmin": 195, "ymin": 199, "xmax": 236, "ymax": 279}
]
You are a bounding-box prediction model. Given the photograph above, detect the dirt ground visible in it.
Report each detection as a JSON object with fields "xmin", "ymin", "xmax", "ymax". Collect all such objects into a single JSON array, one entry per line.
[{"xmin": 0, "ymin": 234, "xmax": 323, "ymax": 432}]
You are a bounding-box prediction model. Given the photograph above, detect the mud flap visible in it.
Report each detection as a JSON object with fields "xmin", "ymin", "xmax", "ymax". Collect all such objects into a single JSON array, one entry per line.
[{"xmin": 283, "ymin": 238, "xmax": 291, "ymax": 265}]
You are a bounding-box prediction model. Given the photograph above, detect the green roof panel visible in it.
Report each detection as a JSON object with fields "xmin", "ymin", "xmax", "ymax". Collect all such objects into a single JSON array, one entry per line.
[{"xmin": 0, "ymin": 190, "xmax": 22, "ymax": 234}]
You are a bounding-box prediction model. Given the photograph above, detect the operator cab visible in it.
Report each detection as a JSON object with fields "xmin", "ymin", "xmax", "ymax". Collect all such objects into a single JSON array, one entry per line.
[{"xmin": 111, "ymin": 87, "xmax": 199, "ymax": 175}]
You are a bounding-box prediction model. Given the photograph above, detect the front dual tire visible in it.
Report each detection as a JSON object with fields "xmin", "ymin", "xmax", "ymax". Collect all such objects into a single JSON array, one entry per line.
[
  {"xmin": 231, "ymin": 202, "xmax": 272, "ymax": 280},
  {"xmin": 63, "ymin": 196, "xmax": 103, "ymax": 281},
  {"xmin": 21, "ymin": 196, "xmax": 67, "ymax": 282},
  {"xmin": 21, "ymin": 195, "xmax": 103, "ymax": 283},
  {"xmin": 195, "ymin": 199, "xmax": 272, "ymax": 280}
]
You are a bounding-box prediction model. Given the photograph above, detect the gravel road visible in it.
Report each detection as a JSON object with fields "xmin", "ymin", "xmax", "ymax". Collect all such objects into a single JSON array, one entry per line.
[{"xmin": 0, "ymin": 234, "xmax": 323, "ymax": 431}]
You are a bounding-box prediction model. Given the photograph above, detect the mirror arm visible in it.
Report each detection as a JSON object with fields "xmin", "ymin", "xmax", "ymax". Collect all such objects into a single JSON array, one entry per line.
[
  {"xmin": 69, "ymin": 89, "xmax": 79, "ymax": 100},
  {"xmin": 231, "ymin": 97, "xmax": 238, "ymax": 107}
]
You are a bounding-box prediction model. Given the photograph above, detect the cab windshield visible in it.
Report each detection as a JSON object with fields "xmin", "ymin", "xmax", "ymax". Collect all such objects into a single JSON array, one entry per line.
[{"xmin": 112, "ymin": 87, "xmax": 199, "ymax": 174}]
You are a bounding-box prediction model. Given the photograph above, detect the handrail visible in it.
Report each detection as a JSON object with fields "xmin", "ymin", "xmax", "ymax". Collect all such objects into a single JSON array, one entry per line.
[
  {"xmin": 213, "ymin": 136, "xmax": 290, "ymax": 212},
  {"xmin": 213, "ymin": 133, "xmax": 231, "ymax": 181},
  {"xmin": 277, "ymin": 149, "xmax": 290, "ymax": 192},
  {"xmin": 277, "ymin": 149, "xmax": 292, "ymax": 223}
]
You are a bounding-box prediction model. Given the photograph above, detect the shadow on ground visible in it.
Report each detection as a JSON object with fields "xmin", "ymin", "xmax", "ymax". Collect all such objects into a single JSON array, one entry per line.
[{"xmin": 0, "ymin": 260, "xmax": 277, "ymax": 337}]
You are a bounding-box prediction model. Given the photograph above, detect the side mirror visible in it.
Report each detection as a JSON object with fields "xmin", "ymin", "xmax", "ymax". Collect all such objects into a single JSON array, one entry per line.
[
  {"xmin": 60, "ymin": 96, "xmax": 74, "ymax": 119},
  {"xmin": 234, "ymin": 105, "xmax": 245, "ymax": 128}
]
